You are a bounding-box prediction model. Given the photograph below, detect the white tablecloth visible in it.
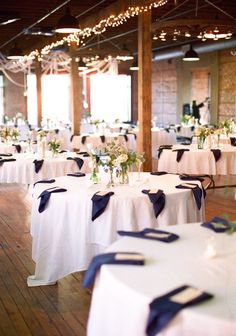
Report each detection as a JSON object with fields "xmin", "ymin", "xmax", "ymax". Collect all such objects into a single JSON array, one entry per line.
[
  {"xmin": 28, "ymin": 173, "xmax": 205, "ymax": 286},
  {"xmin": 157, "ymin": 144, "xmax": 236, "ymax": 175},
  {"xmin": 0, "ymin": 152, "xmax": 90, "ymax": 184},
  {"xmin": 70, "ymin": 133, "xmax": 137, "ymax": 151},
  {"xmin": 87, "ymin": 223, "xmax": 236, "ymax": 336}
]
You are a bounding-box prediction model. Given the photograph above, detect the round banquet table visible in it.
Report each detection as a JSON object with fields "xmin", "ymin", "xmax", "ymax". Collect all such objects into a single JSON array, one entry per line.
[
  {"xmin": 28, "ymin": 173, "xmax": 205, "ymax": 286},
  {"xmin": 157, "ymin": 144, "xmax": 236, "ymax": 175},
  {"xmin": 87, "ymin": 223, "xmax": 236, "ymax": 336},
  {"xmin": 70, "ymin": 133, "xmax": 137, "ymax": 151},
  {"xmin": 0, "ymin": 152, "xmax": 90, "ymax": 184}
]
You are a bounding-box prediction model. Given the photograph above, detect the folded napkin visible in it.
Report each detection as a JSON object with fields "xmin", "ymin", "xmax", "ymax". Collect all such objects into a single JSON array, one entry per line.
[
  {"xmin": 59, "ymin": 150, "xmax": 68, "ymax": 153},
  {"xmin": 77, "ymin": 151, "xmax": 89, "ymax": 155},
  {"xmin": 211, "ymin": 149, "xmax": 221, "ymax": 162},
  {"xmin": 157, "ymin": 145, "xmax": 173, "ymax": 159},
  {"xmin": 176, "ymin": 126, "xmax": 181, "ymax": 132},
  {"xmin": 34, "ymin": 179, "xmax": 56, "ymax": 187},
  {"xmin": 230, "ymin": 137, "xmax": 236, "ymax": 146},
  {"xmin": 100, "ymin": 135, "xmax": 106, "ymax": 143},
  {"xmin": 122, "ymin": 134, "xmax": 128, "ymax": 142},
  {"xmin": 201, "ymin": 216, "xmax": 230, "ymax": 233},
  {"xmin": 0, "ymin": 158, "xmax": 16, "ymax": 166},
  {"xmin": 81, "ymin": 135, "xmax": 88, "ymax": 144},
  {"xmin": 91, "ymin": 191, "xmax": 114, "ymax": 221},
  {"xmin": 67, "ymin": 172, "xmax": 85, "ymax": 177},
  {"xmin": 179, "ymin": 174, "xmax": 204, "ymax": 182},
  {"xmin": 146, "ymin": 285, "xmax": 213, "ymax": 336},
  {"xmin": 54, "ymin": 128, "xmax": 59, "ymax": 134},
  {"xmin": 142, "ymin": 189, "xmax": 165, "ymax": 218},
  {"xmin": 33, "ymin": 159, "xmax": 44, "ymax": 173},
  {"xmin": 118, "ymin": 228, "xmax": 179, "ymax": 243},
  {"xmin": 0, "ymin": 153, "xmax": 12, "ymax": 157},
  {"xmin": 82, "ymin": 252, "xmax": 145, "ymax": 288},
  {"xmin": 175, "ymin": 183, "xmax": 202, "ymax": 210},
  {"xmin": 150, "ymin": 171, "xmax": 168, "ymax": 176},
  {"xmin": 164, "ymin": 128, "xmax": 170, "ymax": 133},
  {"xmin": 66, "ymin": 157, "xmax": 84, "ymax": 169},
  {"xmin": 38, "ymin": 187, "xmax": 67, "ymax": 213},
  {"xmin": 12, "ymin": 144, "xmax": 22, "ymax": 153},
  {"xmin": 191, "ymin": 125, "xmax": 195, "ymax": 131},
  {"xmin": 70, "ymin": 134, "xmax": 74, "ymax": 142},
  {"xmin": 172, "ymin": 149, "xmax": 190, "ymax": 162}
]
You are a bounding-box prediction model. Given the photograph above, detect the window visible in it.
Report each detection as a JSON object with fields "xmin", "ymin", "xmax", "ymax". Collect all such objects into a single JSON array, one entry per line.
[
  {"xmin": 90, "ymin": 74, "xmax": 131, "ymax": 122},
  {"xmin": 27, "ymin": 74, "xmax": 70, "ymax": 126}
]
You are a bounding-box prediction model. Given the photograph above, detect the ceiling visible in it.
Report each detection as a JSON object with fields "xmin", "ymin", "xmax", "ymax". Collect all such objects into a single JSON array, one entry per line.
[{"xmin": 0, "ymin": 0, "xmax": 236, "ymax": 60}]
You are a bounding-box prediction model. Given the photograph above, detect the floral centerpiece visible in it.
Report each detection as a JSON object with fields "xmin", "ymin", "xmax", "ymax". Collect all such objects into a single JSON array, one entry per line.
[
  {"xmin": 218, "ymin": 118, "xmax": 233, "ymax": 136},
  {"xmin": 11, "ymin": 128, "xmax": 19, "ymax": 142},
  {"xmin": 48, "ymin": 138, "xmax": 61, "ymax": 156},
  {"xmin": 0, "ymin": 127, "xmax": 12, "ymax": 143},
  {"xmin": 90, "ymin": 141, "xmax": 145, "ymax": 186},
  {"xmin": 195, "ymin": 126, "xmax": 214, "ymax": 149}
]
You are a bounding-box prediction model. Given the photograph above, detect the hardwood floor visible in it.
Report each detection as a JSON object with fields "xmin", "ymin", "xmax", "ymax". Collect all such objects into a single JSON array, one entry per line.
[{"xmin": 0, "ymin": 177, "xmax": 235, "ymax": 335}]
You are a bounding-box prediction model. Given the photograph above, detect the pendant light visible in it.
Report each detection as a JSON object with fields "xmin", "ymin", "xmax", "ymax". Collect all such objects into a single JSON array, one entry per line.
[
  {"xmin": 183, "ymin": 45, "xmax": 199, "ymax": 61},
  {"xmin": 7, "ymin": 43, "xmax": 23, "ymax": 59},
  {"xmin": 55, "ymin": 7, "xmax": 80, "ymax": 34}
]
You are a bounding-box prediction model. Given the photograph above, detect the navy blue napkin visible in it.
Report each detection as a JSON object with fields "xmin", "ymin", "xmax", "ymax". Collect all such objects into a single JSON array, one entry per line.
[
  {"xmin": 100, "ymin": 135, "xmax": 106, "ymax": 143},
  {"xmin": 66, "ymin": 157, "xmax": 84, "ymax": 169},
  {"xmin": 150, "ymin": 171, "xmax": 168, "ymax": 176},
  {"xmin": 34, "ymin": 179, "xmax": 55, "ymax": 187},
  {"xmin": 146, "ymin": 285, "xmax": 213, "ymax": 336},
  {"xmin": 164, "ymin": 128, "xmax": 170, "ymax": 133},
  {"xmin": 0, "ymin": 158, "xmax": 16, "ymax": 166},
  {"xmin": 81, "ymin": 135, "xmax": 87, "ymax": 144},
  {"xmin": 230, "ymin": 137, "xmax": 236, "ymax": 146},
  {"xmin": 157, "ymin": 145, "xmax": 172, "ymax": 159},
  {"xmin": 38, "ymin": 187, "xmax": 67, "ymax": 213},
  {"xmin": 54, "ymin": 129, "xmax": 59, "ymax": 134},
  {"xmin": 122, "ymin": 134, "xmax": 128, "ymax": 142},
  {"xmin": 176, "ymin": 126, "xmax": 181, "ymax": 132},
  {"xmin": 91, "ymin": 191, "xmax": 114, "ymax": 221},
  {"xmin": 172, "ymin": 149, "xmax": 190, "ymax": 162},
  {"xmin": 201, "ymin": 216, "xmax": 230, "ymax": 232},
  {"xmin": 59, "ymin": 150, "xmax": 68, "ymax": 153},
  {"xmin": 77, "ymin": 151, "xmax": 88, "ymax": 155},
  {"xmin": 33, "ymin": 159, "xmax": 44, "ymax": 173},
  {"xmin": 70, "ymin": 134, "xmax": 74, "ymax": 142},
  {"xmin": 12, "ymin": 144, "xmax": 22, "ymax": 153},
  {"xmin": 175, "ymin": 183, "xmax": 202, "ymax": 210},
  {"xmin": 142, "ymin": 189, "xmax": 165, "ymax": 218},
  {"xmin": 0, "ymin": 153, "xmax": 12, "ymax": 157},
  {"xmin": 67, "ymin": 172, "xmax": 85, "ymax": 177},
  {"xmin": 82, "ymin": 252, "xmax": 145, "ymax": 288},
  {"xmin": 179, "ymin": 174, "xmax": 204, "ymax": 182},
  {"xmin": 211, "ymin": 149, "xmax": 221, "ymax": 162},
  {"xmin": 191, "ymin": 125, "xmax": 195, "ymax": 131},
  {"xmin": 118, "ymin": 228, "xmax": 179, "ymax": 243}
]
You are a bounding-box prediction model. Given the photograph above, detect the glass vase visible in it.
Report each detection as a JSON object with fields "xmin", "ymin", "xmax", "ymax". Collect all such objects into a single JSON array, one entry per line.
[
  {"xmin": 197, "ymin": 136, "xmax": 205, "ymax": 149},
  {"xmin": 119, "ymin": 167, "xmax": 129, "ymax": 185},
  {"xmin": 107, "ymin": 167, "xmax": 115, "ymax": 188},
  {"xmin": 90, "ymin": 168, "xmax": 99, "ymax": 184}
]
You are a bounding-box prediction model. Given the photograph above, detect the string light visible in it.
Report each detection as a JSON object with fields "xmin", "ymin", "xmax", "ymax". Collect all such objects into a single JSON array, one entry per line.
[{"xmin": 23, "ymin": 0, "xmax": 168, "ymax": 61}]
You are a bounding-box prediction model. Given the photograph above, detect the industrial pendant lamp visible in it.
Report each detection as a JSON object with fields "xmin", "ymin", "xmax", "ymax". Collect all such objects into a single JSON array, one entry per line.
[
  {"xmin": 129, "ymin": 57, "xmax": 139, "ymax": 71},
  {"xmin": 55, "ymin": 7, "xmax": 80, "ymax": 34},
  {"xmin": 78, "ymin": 58, "xmax": 87, "ymax": 70},
  {"xmin": 7, "ymin": 43, "xmax": 23, "ymax": 59},
  {"xmin": 183, "ymin": 45, "xmax": 199, "ymax": 61}
]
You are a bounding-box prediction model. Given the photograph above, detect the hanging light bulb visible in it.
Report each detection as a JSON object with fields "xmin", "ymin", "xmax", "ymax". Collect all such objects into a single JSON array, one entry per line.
[{"xmin": 55, "ymin": 7, "xmax": 80, "ymax": 34}]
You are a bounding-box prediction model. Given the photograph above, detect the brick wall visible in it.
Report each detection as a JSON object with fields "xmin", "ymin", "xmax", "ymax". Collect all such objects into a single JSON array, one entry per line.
[{"xmin": 218, "ymin": 49, "xmax": 236, "ymax": 121}]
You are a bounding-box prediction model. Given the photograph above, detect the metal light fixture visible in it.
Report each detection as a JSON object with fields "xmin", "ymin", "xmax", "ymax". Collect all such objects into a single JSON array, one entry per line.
[
  {"xmin": 55, "ymin": 7, "xmax": 80, "ymax": 34},
  {"xmin": 129, "ymin": 57, "xmax": 139, "ymax": 71},
  {"xmin": 7, "ymin": 43, "xmax": 23, "ymax": 60},
  {"xmin": 183, "ymin": 45, "xmax": 199, "ymax": 62},
  {"xmin": 78, "ymin": 58, "xmax": 87, "ymax": 70}
]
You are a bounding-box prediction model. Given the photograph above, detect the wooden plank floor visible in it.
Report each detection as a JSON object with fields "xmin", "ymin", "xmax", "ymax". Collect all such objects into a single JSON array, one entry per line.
[{"xmin": 0, "ymin": 176, "xmax": 236, "ymax": 335}]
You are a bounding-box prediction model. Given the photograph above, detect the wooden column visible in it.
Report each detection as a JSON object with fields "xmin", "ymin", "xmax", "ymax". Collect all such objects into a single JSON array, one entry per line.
[
  {"xmin": 35, "ymin": 61, "xmax": 42, "ymax": 127},
  {"xmin": 70, "ymin": 45, "xmax": 81, "ymax": 135},
  {"xmin": 138, "ymin": 10, "xmax": 152, "ymax": 171}
]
